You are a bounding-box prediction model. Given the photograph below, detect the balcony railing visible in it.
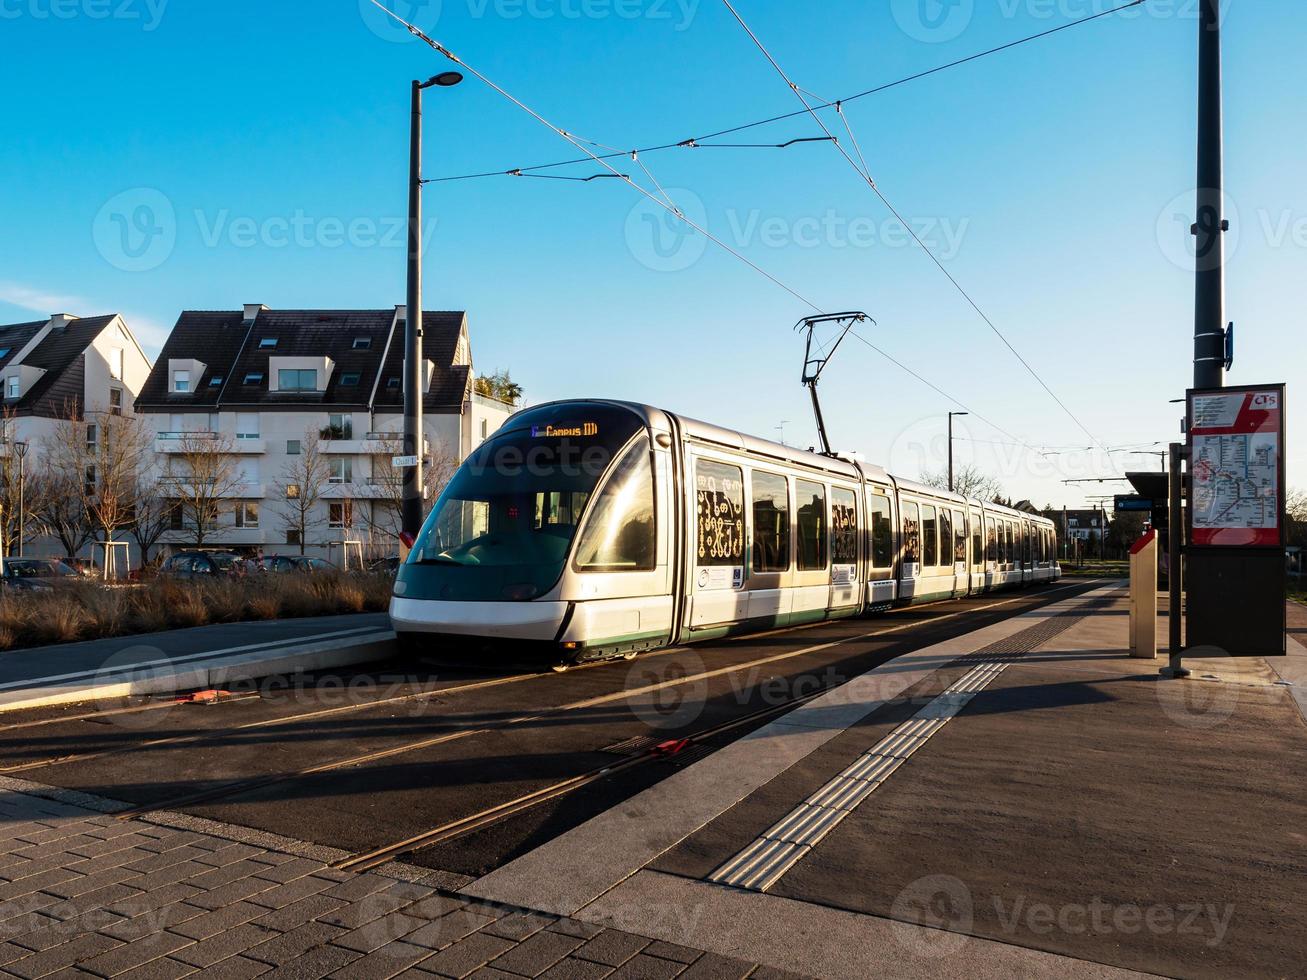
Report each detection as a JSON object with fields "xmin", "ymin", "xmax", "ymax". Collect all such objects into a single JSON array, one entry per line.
[{"xmin": 156, "ymin": 431, "xmax": 218, "ymax": 440}]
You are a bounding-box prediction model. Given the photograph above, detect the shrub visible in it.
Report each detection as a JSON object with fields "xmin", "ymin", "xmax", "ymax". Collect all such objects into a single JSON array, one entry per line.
[{"xmin": 0, "ymin": 569, "xmax": 394, "ymax": 652}]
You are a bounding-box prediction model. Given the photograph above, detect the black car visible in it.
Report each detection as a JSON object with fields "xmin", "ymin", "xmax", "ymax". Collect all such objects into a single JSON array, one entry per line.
[
  {"xmin": 158, "ymin": 552, "xmax": 245, "ymax": 579},
  {"xmin": 368, "ymin": 556, "xmax": 400, "ymax": 574},
  {"xmin": 2, "ymin": 558, "xmax": 80, "ymax": 582},
  {"xmin": 0, "ymin": 562, "xmax": 55, "ymax": 593}
]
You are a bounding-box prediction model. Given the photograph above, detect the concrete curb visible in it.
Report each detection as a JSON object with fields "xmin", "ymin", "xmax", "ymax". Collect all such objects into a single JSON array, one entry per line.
[{"xmin": 0, "ymin": 629, "xmax": 397, "ymax": 713}]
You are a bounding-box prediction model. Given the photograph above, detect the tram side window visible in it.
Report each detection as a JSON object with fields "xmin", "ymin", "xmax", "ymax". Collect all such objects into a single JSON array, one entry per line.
[
  {"xmin": 796, "ymin": 480, "xmax": 828, "ymax": 570},
  {"xmin": 972, "ymin": 519, "xmax": 982, "ymax": 566},
  {"xmin": 986, "ymin": 518, "xmax": 997, "ymax": 563},
  {"xmin": 922, "ymin": 505, "xmax": 938, "ymax": 567},
  {"xmin": 1006, "ymin": 523, "xmax": 1014, "ymax": 564},
  {"xmin": 751, "ymin": 471, "xmax": 790, "ymax": 573},
  {"xmin": 575, "ymin": 436, "xmax": 656, "ymax": 571},
  {"xmin": 831, "ymin": 488, "xmax": 858, "ymax": 566},
  {"xmin": 939, "ymin": 509, "xmax": 953, "ymax": 568},
  {"xmin": 954, "ymin": 510, "xmax": 967, "ymax": 563},
  {"xmin": 903, "ymin": 502, "xmax": 921, "ymax": 565},
  {"xmin": 870, "ymin": 494, "xmax": 893, "ymax": 568},
  {"xmin": 696, "ymin": 459, "xmax": 745, "ymax": 567}
]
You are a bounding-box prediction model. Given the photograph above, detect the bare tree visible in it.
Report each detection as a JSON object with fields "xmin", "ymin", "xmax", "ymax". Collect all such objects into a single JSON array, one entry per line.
[
  {"xmin": 31, "ymin": 467, "xmax": 94, "ymax": 560},
  {"xmin": 0, "ymin": 408, "xmax": 42, "ymax": 558},
  {"xmin": 127, "ymin": 458, "xmax": 174, "ymax": 567},
  {"xmin": 359, "ymin": 432, "xmax": 458, "ymax": 547},
  {"xmin": 44, "ymin": 407, "xmax": 154, "ymax": 576},
  {"xmin": 272, "ymin": 430, "xmax": 331, "ymax": 555},
  {"xmin": 919, "ymin": 465, "xmax": 1003, "ymax": 502},
  {"xmin": 167, "ymin": 431, "xmax": 244, "ymax": 547}
]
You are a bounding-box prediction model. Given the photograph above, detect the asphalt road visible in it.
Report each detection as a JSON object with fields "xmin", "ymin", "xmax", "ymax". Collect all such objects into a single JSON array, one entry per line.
[{"xmin": 0, "ymin": 582, "xmax": 1106, "ymax": 882}]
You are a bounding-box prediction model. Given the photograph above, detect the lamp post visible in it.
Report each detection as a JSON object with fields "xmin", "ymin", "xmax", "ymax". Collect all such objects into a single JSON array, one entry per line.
[
  {"xmin": 402, "ymin": 70, "xmax": 464, "ymax": 544},
  {"xmin": 947, "ymin": 412, "xmax": 968, "ymax": 492},
  {"xmin": 13, "ymin": 441, "xmax": 27, "ymax": 558}
]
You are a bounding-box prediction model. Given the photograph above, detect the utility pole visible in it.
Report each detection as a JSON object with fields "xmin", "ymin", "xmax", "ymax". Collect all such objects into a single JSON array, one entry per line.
[
  {"xmin": 1192, "ymin": 0, "xmax": 1226, "ymax": 390},
  {"xmin": 402, "ymin": 72, "xmax": 463, "ymax": 542},
  {"xmin": 948, "ymin": 411, "xmax": 968, "ymax": 492}
]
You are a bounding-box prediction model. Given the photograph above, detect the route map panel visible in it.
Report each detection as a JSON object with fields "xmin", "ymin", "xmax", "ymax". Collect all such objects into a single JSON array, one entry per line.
[{"xmin": 1188, "ymin": 386, "xmax": 1284, "ymax": 548}]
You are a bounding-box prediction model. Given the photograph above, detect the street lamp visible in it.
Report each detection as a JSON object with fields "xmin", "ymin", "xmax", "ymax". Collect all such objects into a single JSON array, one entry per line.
[
  {"xmin": 402, "ymin": 71, "xmax": 464, "ymax": 544},
  {"xmin": 13, "ymin": 441, "xmax": 27, "ymax": 558},
  {"xmin": 947, "ymin": 412, "xmax": 968, "ymax": 492}
]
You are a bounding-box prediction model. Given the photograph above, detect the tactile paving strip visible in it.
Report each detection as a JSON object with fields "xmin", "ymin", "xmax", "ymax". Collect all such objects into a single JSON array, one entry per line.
[{"xmin": 706, "ymin": 601, "xmax": 1107, "ymax": 893}]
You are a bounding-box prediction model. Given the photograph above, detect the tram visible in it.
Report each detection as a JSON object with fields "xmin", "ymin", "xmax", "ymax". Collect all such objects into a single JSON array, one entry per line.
[{"xmin": 391, "ymin": 400, "xmax": 1060, "ymax": 663}]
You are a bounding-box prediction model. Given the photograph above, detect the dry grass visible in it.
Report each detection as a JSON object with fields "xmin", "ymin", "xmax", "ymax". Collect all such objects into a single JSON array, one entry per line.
[{"xmin": 0, "ymin": 571, "xmax": 394, "ymax": 652}]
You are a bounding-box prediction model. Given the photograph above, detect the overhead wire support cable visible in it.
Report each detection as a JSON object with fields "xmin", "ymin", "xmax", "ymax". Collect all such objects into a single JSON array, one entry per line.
[
  {"xmin": 719, "ymin": 0, "xmax": 1118, "ymax": 465},
  {"xmin": 366, "ymin": 0, "xmax": 1088, "ymax": 468},
  {"xmin": 428, "ymin": 0, "xmax": 1148, "ymax": 183}
]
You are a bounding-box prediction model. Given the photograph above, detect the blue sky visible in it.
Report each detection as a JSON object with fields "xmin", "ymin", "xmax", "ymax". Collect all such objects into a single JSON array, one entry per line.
[{"xmin": 1, "ymin": 0, "xmax": 1302, "ymax": 508}]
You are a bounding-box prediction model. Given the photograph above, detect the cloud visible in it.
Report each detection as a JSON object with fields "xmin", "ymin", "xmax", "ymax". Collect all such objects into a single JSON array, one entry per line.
[{"xmin": 0, "ymin": 281, "xmax": 87, "ymax": 315}]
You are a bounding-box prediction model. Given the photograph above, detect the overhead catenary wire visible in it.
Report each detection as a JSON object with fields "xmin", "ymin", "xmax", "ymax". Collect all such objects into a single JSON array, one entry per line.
[
  {"xmin": 719, "ymin": 0, "xmax": 1119, "ymax": 467},
  {"xmin": 365, "ymin": 0, "xmax": 1107, "ymax": 469},
  {"xmin": 428, "ymin": 0, "xmax": 1148, "ymax": 183}
]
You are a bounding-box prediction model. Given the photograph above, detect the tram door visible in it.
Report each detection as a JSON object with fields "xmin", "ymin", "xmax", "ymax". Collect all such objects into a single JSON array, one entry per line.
[
  {"xmin": 950, "ymin": 507, "xmax": 968, "ymax": 596},
  {"xmin": 687, "ymin": 455, "xmax": 748, "ymax": 630},
  {"xmin": 899, "ymin": 499, "xmax": 921, "ymax": 600},
  {"xmin": 828, "ymin": 486, "xmax": 860, "ymax": 614}
]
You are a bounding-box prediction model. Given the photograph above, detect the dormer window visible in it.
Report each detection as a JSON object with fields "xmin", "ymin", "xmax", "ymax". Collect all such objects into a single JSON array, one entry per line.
[
  {"xmin": 386, "ymin": 377, "xmax": 400, "ymax": 389},
  {"xmin": 243, "ymin": 372, "xmax": 264, "ymax": 385},
  {"xmin": 173, "ymin": 370, "xmax": 190, "ymax": 393},
  {"xmin": 339, "ymin": 372, "xmax": 361, "ymax": 387},
  {"xmin": 0, "ymin": 349, "xmax": 10, "ymax": 361},
  {"xmin": 259, "ymin": 338, "xmax": 278, "ymax": 350},
  {"xmin": 352, "ymin": 337, "xmax": 371, "ymax": 350},
  {"xmin": 6, "ymin": 377, "xmax": 18, "ymax": 399},
  {"xmin": 209, "ymin": 376, "xmax": 224, "ymax": 387},
  {"xmin": 278, "ymin": 368, "xmax": 316, "ymax": 391}
]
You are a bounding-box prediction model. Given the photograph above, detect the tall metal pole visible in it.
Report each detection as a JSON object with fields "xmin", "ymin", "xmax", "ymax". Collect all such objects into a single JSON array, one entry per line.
[
  {"xmin": 16, "ymin": 452, "xmax": 25, "ymax": 558},
  {"xmin": 947, "ymin": 411, "xmax": 967, "ymax": 493},
  {"xmin": 1192, "ymin": 0, "xmax": 1226, "ymax": 390},
  {"xmin": 402, "ymin": 79, "xmax": 425, "ymax": 541},
  {"xmin": 1163, "ymin": 442, "xmax": 1190, "ymax": 678}
]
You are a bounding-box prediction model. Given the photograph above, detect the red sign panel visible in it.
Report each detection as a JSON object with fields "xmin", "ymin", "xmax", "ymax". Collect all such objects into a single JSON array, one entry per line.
[{"xmin": 1188, "ymin": 386, "xmax": 1284, "ymax": 547}]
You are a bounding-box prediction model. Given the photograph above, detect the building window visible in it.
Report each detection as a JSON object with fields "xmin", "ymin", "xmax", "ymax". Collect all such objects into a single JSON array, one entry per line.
[
  {"xmin": 7, "ymin": 377, "xmax": 19, "ymax": 399},
  {"xmin": 168, "ymin": 502, "xmax": 184, "ymax": 531},
  {"xmin": 386, "ymin": 377, "xmax": 400, "ymax": 390},
  {"xmin": 286, "ymin": 529, "xmax": 302, "ymax": 546},
  {"xmin": 278, "ymin": 368, "xmax": 316, "ymax": 391},
  {"xmin": 352, "ymin": 337, "xmax": 371, "ymax": 350},
  {"xmin": 286, "ymin": 440, "xmax": 301, "ymax": 455},
  {"xmin": 328, "ymin": 458, "xmax": 352, "ymax": 484},
  {"xmin": 234, "ymin": 501, "xmax": 260, "ymax": 528},
  {"xmin": 286, "ymin": 483, "xmax": 301, "ymax": 499},
  {"xmin": 480, "ymin": 419, "xmax": 488, "ymax": 440},
  {"xmin": 108, "ymin": 388, "xmax": 123, "ymax": 416},
  {"xmin": 243, "ymin": 372, "xmax": 264, "ymax": 385},
  {"xmin": 109, "ymin": 348, "xmax": 124, "ymax": 380},
  {"xmin": 324, "ymin": 414, "xmax": 353, "ymax": 440},
  {"xmin": 209, "ymin": 375, "xmax": 223, "ymax": 387},
  {"xmin": 173, "ymin": 370, "xmax": 190, "ymax": 393},
  {"xmin": 329, "ymin": 501, "xmax": 353, "ymax": 529},
  {"xmin": 86, "ymin": 423, "xmax": 97, "ymax": 451},
  {"xmin": 85, "ymin": 464, "xmax": 97, "ymax": 497},
  {"xmin": 338, "ymin": 372, "xmax": 361, "ymax": 387},
  {"xmin": 259, "ymin": 337, "xmax": 278, "ymax": 349},
  {"xmin": 236, "ymin": 413, "xmax": 260, "ymax": 440}
]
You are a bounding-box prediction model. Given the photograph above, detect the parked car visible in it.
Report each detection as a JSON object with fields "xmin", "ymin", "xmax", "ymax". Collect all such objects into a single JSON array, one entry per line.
[
  {"xmin": 2, "ymin": 558, "xmax": 81, "ymax": 582},
  {"xmin": 0, "ymin": 563, "xmax": 54, "ymax": 593},
  {"xmin": 255, "ymin": 556, "xmax": 338, "ymax": 574},
  {"xmin": 256, "ymin": 555, "xmax": 300, "ymax": 574},
  {"xmin": 290, "ymin": 557, "xmax": 337, "ymax": 574},
  {"xmin": 158, "ymin": 552, "xmax": 245, "ymax": 580},
  {"xmin": 368, "ymin": 556, "xmax": 400, "ymax": 574}
]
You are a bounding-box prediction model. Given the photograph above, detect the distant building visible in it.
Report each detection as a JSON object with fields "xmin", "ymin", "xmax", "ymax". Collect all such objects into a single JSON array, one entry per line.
[
  {"xmin": 1061, "ymin": 508, "xmax": 1110, "ymax": 543},
  {"xmin": 134, "ymin": 305, "xmax": 514, "ymax": 562},
  {"xmin": 0, "ymin": 313, "xmax": 153, "ymax": 562}
]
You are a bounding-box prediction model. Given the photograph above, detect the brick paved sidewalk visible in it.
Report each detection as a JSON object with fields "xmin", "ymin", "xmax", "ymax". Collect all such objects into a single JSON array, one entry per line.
[{"xmin": 0, "ymin": 787, "xmax": 774, "ymax": 980}]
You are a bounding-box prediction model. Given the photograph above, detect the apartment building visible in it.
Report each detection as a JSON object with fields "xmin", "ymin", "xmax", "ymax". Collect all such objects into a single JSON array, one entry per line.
[
  {"xmin": 0, "ymin": 313, "xmax": 153, "ymax": 562},
  {"xmin": 134, "ymin": 305, "xmax": 514, "ymax": 562}
]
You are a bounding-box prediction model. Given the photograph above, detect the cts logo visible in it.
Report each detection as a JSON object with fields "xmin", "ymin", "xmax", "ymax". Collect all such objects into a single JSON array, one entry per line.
[{"xmin": 1251, "ymin": 393, "xmax": 1278, "ymax": 410}]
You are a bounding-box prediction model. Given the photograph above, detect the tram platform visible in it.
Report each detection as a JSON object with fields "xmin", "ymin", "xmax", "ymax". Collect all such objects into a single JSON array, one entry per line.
[{"xmin": 465, "ymin": 585, "xmax": 1307, "ymax": 979}]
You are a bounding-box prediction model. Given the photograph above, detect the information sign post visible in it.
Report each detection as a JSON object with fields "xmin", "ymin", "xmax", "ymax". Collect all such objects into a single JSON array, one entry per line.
[{"xmin": 1185, "ymin": 383, "xmax": 1287, "ymax": 657}]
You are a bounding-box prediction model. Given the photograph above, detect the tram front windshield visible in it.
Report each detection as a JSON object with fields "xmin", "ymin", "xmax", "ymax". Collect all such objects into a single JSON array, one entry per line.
[{"xmin": 404, "ymin": 407, "xmax": 643, "ymax": 601}]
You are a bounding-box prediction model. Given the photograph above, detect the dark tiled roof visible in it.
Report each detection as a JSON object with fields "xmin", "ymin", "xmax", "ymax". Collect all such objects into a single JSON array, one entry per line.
[
  {"xmin": 7, "ymin": 315, "xmax": 118, "ymax": 417},
  {"xmin": 135, "ymin": 311, "xmax": 249, "ymax": 409},
  {"xmin": 373, "ymin": 311, "xmax": 469, "ymax": 412},
  {"xmin": 135, "ymin": 309, "xmax": 469, "ymax": 413},
  {"xmin": 0, "ymin": 321, "xmax": 45, "ymax": 373}
]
